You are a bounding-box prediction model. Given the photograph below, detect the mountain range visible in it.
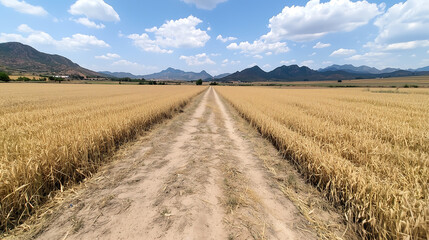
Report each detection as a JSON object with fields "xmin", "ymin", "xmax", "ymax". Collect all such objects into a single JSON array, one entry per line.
[
  {"xmin": 220, "ymin": 65, "xmax": 429, "ymax": 82},
  {"xmin": 0, "ymin": 42, "xmax": 103, "ymax": 77},
  {"xmin": 318, "ymin": 64, "xmax": 400, "ymax": 74},
  {"xmin": 101, "ymin": 68, "xmax": 230, "ymax": 81},
  {"xmin": 143, "ymin": 68, "xmax": 211, "ymax": 81}
]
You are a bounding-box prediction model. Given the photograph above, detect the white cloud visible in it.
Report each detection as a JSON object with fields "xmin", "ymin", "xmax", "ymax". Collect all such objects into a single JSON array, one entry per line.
[
  {"xmin": 216, "ymin": 34, "xmax": 237, "ymax": 43},
  {"xmin": 69, "ymin": 0, "xmax": 119, "ymax": 22},
  {"xmin": 262, "ymin": 0, "xmax": 382, "ymax": 42},
  {"xmin": 221, "ymin": 59, "xmax": 240, "ymax": 66},
  {"xmin": 95, "ymin": 53, "xmax": 120, "ymax": 60},
  {"xmin": 128, "ymin": 15, "xmax": 210, "ymax": 53},
  {"xmin": 427, "ymin": 50, "xmax": 429, "ymax": 54},
  {"xmin": 262, "ymin": 64, "xmax": 272, "ymax": 70},
  {"xmin": 301, "ymin": 60, "xmax": 314, "ymax": 67},
  {"xmin": 112, "ymin": 60, "xmax": 138, "ymax": 66},
  {"xmin": 330, "ymin": 48, "xmax": 356, "ymax": 56},
  {"xmin": 313, "ymin": 41, "xmax": 331, "ymax": 49},
  {"xmin": 365, "ymin": 0, "xmax": 429, "ymax": 52},
  {"xmin": 253, "ymin": 54, "xmax": 263, "ymax": 59},
  {"xmin": 0, "ymin": 24, "xmax": 109, "ymax": 50},
  {"xmin": 265, "ymin": 52, "xmax": 273, "ymax": 56},
  {"xmin": 347, "ymin": 52, "xmax": 387, "ymax": 61},
  {"xmin": 0, "ymin": 0, "xmax": 47, "ymax": 16},
  {"xmin": 127, "ymin": 33, "xmax": 173, "ymax": 54},
  {"xmin": 210, "ymin": 53, "xmax": 220, "ymax": 56},
  {"xmin": 227, "ymin": 39, "xmax": 289, "ymax": 55},
  {"xmin": 72, "ymin": 18, "xmax": 105, "ymax": 29},
  {"xmin": 384, "ymin": 40, "xmax": 429, "ymax": 51},
  {"xmin": 181, "ymin": 0, "xmax": 227, "ymax": 10},
  {"xmin": 280, "ymin": 59, "xmax": 296, "ymax": 65},
  {"xmin": 17, "ymin": 23, "xmax": 35, "ymax": 33},
  {"xmin": 310, "ymin": 52, "xmax": 316, "ymax": 56},
  {"xmin": 373, "ymin": 0, "xmax": 429, "ymax": 47},
  {"xmin": 59, "ymin": 34, "xmax": 109, "ymax": 49},
  {"xmin": 179, "ymin": 53, "xmax": 215, "ymax": 66}
]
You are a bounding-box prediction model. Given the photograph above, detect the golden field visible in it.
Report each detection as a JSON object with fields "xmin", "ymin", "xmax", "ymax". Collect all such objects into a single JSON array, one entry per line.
[
  {"xmin": 252, "ymin": 76, "xmax": 429, "ymax": 88},
  {"xmin": 0, "ymin": 84, "xmax": 205, "ymax": 230},
  {"xmin": 215, "ymin": 86, "xmax": 428, "ymax": 239}
]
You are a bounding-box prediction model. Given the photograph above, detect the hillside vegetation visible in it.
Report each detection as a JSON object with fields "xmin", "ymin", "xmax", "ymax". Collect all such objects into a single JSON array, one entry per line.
[
  {"xmin": 216, "ymin": 86, "xmax": 428, "ymax": 239},
  {"xmin": 0, "ymin": 42, "xmax": 102, "ymax": 77},
  {"xmin": 0, "ymin": 84, "xmax": 205, "ymax": 230}
]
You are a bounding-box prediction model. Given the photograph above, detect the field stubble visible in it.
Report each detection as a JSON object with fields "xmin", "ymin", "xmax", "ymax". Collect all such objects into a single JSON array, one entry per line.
[
  {"xmin": 0, "ymin": 84, "xmax": 205, "ymax": 231},
  {"xmin": 215, "ymin": 86, "xmax": 429, "ymax": 239}
]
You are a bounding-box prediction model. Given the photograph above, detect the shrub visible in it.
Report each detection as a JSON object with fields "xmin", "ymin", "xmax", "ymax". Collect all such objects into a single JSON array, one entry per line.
[{"xmin": 0, "ymin": 72, "xmax": 10, "ymax": 82}]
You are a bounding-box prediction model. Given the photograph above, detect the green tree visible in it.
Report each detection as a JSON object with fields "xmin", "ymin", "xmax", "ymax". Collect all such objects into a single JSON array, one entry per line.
[
  {"xmin": 196, "ymin": 79, "xmax": 203, "ymax": 85},
  {"xmin": 0, "ymin": 72, "xmax": 10, "ymax": 82}
]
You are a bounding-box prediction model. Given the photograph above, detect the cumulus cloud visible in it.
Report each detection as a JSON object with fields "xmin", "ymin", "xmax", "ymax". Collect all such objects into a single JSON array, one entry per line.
[
  {"xmin": 216, "ymin": 34, "xmax": 237, "ymax": 43},
  {"xmin": 181, "ymin": 0, "xmax": 227, "ymax": 10},
  {"xmin": 253, "ymin": 55, "xmax": 263, "ymax": 59},
  {"xmin": 371, "ymin": 0, "xmax": 429, "ymax": 49},
  {"xmin": 221, "ymin": 59, "xmax": 240, "ymax": 66},
  {"xmin": 227, "ymin": 39, "xmax": 289, "ymax": 55},
  {"xmin": 127, "ymin": 33, "xmax": 173, "ymax": 54},
  {"xmin": 347, "ymin": 52, "xmax": 387, "ymax": 61},
  {"xmin": 179, "ymin": 53, "xmax": 215, "ymax": 66},
  {"xmin": 262, "ymin": 0, "xmax": 382, "ymax": 42},
  {"xmin": 73, "ymin": 18, "xmax": 105, "ymax": 29},
  {"xmin": 69, "ymin": 0, "xmax": 119, "ymax": 22},
  {"xmin": 227, "ymin": 0, "xmax": 377, "ymax": 56},
  {"xmin": 330, "ymin": 48, "xmax": 356, "ymax": 56},
  {"xmin": 301, "ymin": 60, "xmax": 314, "ymax": 67},
  {"xmin": 128, "ymin": 15, "xmax": 210, "ymax": 53},
  {"xmin": 0, "ymin": 0, "xmax": 47, "ymax": 16},
  {"xmin": 0, "ymin": 24, "xmax": 109, "ymax": 50},
  {"xmin": 17, "ymin": 23, "xmax": 35, "ymax": 33},
  {"xmin": 95, "ymin": 53, "xmax": 120, "ymax": 60},
  {"xmin": 313, "ymin": 42, "xmax": 331, "ymax": 49}
]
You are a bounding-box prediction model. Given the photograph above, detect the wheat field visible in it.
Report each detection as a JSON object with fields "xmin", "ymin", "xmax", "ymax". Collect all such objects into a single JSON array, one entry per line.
[
  {"xmin": 215, "ymin": 86, "xmax": 429, "ymax": 239},
  {"xmin": 0, "ymin": 84, "xmax": 205, "ymax": 230}
]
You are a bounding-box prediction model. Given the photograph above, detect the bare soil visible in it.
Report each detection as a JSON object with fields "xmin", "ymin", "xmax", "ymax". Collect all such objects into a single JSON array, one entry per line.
[{"xmin": 6, "ymin": 87, "xmax": 358, "ymax": 240}]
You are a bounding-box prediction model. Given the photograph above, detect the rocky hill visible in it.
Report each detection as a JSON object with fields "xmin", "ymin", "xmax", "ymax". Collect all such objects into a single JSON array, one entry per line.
[{"xmin": 0, "ymin": 42, "xmax": 103, "ymax": 77}]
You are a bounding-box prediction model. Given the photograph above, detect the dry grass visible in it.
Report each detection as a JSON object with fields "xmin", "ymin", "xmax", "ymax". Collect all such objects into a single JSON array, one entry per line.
[
  {"xmin": 0, "ymin": 83, "xmax": 205, "ymax": 231},
  {"xmin": 215, "ymin": 86, "xmax": 429, "ymax": 239},
  {"xmin": 252, "ymin": 76, "xmax": 429, "ymax": 88}
]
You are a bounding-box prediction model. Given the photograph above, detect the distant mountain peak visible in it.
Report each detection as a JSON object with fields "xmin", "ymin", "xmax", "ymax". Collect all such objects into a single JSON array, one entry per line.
[
  {"xmin": 318, "ymin": 64, "xmax": 400, "ymax": 74},
  {"xmin": 143, "ymin": 67, "xmax": 212, "ymax": 81}
]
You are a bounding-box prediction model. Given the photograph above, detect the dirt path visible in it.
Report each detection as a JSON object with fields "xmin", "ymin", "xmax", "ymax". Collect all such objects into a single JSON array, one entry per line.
[{"xmin": 9, "ymin": 87, "xmax": 357, "ymax": 240}]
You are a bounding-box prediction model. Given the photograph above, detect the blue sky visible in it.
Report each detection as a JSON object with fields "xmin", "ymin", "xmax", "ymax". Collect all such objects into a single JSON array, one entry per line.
[{"xmin": 1, "ymin": 0, "xmax": 428, "ymax": 75}]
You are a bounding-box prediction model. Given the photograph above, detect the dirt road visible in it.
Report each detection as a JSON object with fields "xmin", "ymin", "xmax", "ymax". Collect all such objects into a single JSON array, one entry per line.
[{"xmin": 11, "ymin": 87, "xmax": 356, "ymax": 240}]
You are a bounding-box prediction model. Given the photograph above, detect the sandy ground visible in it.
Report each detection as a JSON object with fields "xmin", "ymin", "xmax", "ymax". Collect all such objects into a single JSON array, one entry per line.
[{"xmin": 7, "ymin": 87, "xmax": 358, "ymax": 240}]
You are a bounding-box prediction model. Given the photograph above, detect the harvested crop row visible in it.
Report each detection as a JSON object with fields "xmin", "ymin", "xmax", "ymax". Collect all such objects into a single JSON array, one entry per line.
[
  {"xmin": 0, "ymin": 84, "xmax": 206, "ymax": 231},
  {"xmin": 215, "ymin": 86, "xmax": 428, "ymax": 239}
]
